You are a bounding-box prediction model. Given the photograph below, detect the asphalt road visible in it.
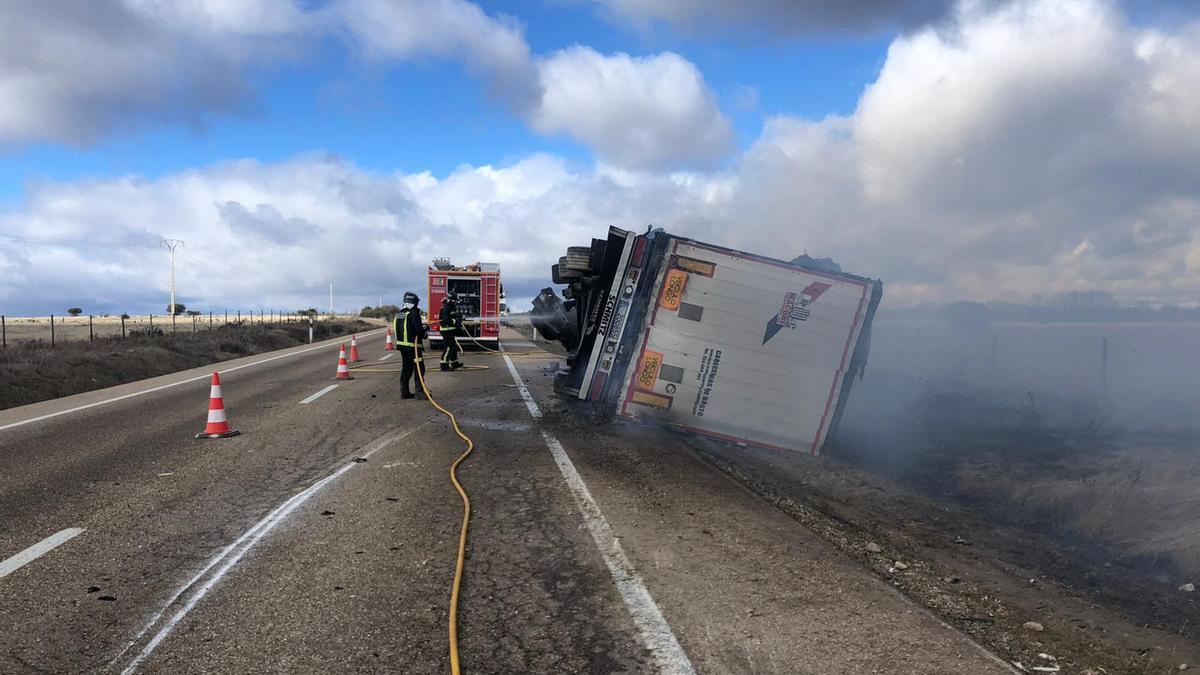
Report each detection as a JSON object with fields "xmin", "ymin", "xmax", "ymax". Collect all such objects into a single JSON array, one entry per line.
[{"xmin": 0, "ymin": 328, "xmax": 1013, "ymax": 674}]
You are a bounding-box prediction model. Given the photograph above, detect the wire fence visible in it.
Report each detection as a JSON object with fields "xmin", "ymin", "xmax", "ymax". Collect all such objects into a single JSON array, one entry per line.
[{"xmin": 0, "ymin": 311, "xmax": 361, "ymax": 348}]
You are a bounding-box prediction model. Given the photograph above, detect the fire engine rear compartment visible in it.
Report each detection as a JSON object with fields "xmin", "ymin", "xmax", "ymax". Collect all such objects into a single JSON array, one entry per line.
[{"xmin": 427, "ymin": 260, "xmax": 503, "ymax": 346}]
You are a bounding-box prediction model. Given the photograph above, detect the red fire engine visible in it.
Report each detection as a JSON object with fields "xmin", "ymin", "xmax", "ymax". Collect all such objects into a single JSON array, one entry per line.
[{"xmin": 427, "ymin": 258, "xmax": 503, "ymax": 347}]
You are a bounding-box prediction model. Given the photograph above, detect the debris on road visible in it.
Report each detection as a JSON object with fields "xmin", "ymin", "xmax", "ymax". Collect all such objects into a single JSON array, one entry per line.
[
  {"xmin": 865, "ymin": 541, "xmax": 883, "ymax": 553},
  {"xmin": 1024, "ymin": 621, "xmax": 1045, "ymax": 632},
  {"xmin": 893, "ymin": 561, "xmax": 909, "ymax": 570},
  {"xmin": 1180, "ymin": 583, "xmax": 1195, "ymax": 592}
]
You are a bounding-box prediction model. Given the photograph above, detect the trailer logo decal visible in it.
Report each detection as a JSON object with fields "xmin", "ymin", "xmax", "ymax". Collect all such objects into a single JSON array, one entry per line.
[
  {"xmin": 587, "ymin": 291, "xmax": 612, "ymax": 335},
  {"xmin": 635, "ymin": 351, "xmax": 664, "ymax": 390},
  {"xmin": 762, "ymin": 282, "xmax": 833, "ymax": 345},
  {"xmin": 659, "ymin": 269, "xmax": 688, "ymax": 310},
  {"xmin": 692, "ymin": 347, "xmax": 722, "ymax": 417},
  {"xmin": 598, "ymin": 293, "xmax": 617, "ymax": 335}
]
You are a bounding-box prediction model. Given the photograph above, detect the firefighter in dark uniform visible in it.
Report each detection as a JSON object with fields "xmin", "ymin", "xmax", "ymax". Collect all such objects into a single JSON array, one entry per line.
[
  {"xmin": 393, "ymin": 291, "xmax": 428, "ymax": 400},
  {"xmin": 439, "ymin": 292, "xmax": 464, "ymax": 372}
]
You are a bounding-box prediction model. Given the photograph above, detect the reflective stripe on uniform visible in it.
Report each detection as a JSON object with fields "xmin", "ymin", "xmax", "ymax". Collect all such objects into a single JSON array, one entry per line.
[{"xmin": 395, "ymin": 311, "xmax": 417, "ymax": 347}]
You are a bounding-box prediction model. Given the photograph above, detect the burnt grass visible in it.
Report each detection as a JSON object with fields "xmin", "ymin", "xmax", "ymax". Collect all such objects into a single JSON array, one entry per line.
[
  {"xmin": 690, "ymin": 386, "xmax": 1200, "ymax": 674},
  {"xmin": 0, "ymin": 320, "xmax": 372, "ymax": 411}
]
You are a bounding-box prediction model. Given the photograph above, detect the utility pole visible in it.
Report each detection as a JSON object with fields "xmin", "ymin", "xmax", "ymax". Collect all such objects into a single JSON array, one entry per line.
[
  {"xmin": 329, "ymin": 281, "xmax": 334, "ymax": 320},
  {"xmin": 162, "ymin": 239, "xmax": 185, "ymax": 315}
]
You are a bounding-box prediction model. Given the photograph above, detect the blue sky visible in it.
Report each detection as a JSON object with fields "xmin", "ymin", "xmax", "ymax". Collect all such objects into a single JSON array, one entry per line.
[
  {"xmin": 3, "ymin": 0, "xmax": 1200, "ymax": 315},
  {"xmin": 0, "ymin": 2, "xmax": 889, "ymax": 199}
]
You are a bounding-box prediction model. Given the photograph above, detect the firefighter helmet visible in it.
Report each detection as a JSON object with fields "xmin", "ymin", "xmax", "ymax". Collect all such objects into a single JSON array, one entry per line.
[{"xmin": 403, "ymin": 291, "xmax": 419, "ymax": 306}]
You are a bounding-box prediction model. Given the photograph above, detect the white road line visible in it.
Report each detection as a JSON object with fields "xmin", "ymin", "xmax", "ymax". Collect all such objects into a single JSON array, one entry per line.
[
  {"xmin": 501, "ymin": 353, "xmax": 696, "ymax": 675},
  {"xmin": 0, "ymin": 329, "xmax": 385, "ymax": 434},
  {"xmin": 114, "ymin": 423, "xmax": 428, "ymax": 673},
  {"xmin": 0, "ymin": 528, "xmax": 85, "ymax": 579},
  {"xmin": 380, "ymin": 353, "xmax": 394, "ymax": 361},
  {"xmin": 298, "ymin": 384, "xmax": 338, "ymax": 405}
]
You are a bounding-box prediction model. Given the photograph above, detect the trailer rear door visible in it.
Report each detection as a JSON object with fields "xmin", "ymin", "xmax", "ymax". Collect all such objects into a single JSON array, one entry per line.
[{"xmin": 616, "ymin": 239, "xmax": 874, "ymax": 454}]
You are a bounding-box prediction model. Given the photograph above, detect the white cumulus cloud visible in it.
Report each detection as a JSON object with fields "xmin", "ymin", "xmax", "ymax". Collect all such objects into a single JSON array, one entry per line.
[
  {"xmin": 592, "ymin": 0, "xmax": 968, "ymax": 35},
  {"xmin": 4, "ymin": 0, "xmax": 1200, "ymax": 315},
  {"xmin": 323, "ymin": 0, "xmax": 542, "ymax": 109},
  {"xmin": 0, "ymin": 0, "xmax": 732, "ymax": 169},
  {"xmin": 532, "ymin": 46, "xmax": 734, "ymax": 170}
]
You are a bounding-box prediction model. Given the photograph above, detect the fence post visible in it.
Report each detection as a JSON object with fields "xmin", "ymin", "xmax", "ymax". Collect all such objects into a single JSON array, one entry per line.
[
  {"xmin": 121, "ymin": 315, "xmax": 126, "ymax": 339},
  {"xmin": 209, "ymin": 311, "xmax": 213, "ymax": 330},
  {"xmin": 192, "ymin": 314, "xmax": 197, "ymax": 333},
  {"xmin": 237, "ymin": 310, "xmax": 241, "ymax": 324},
  {"xmin": 1100, "ymin": 336, "xmax": 1109, "ymax": 391},
  {"xmin": 225, "ymin": 310, "xmax": 228, "ymax": 325},
  {"xmin": 172, "ymin": 313, "xmax": 177, "ymax": 335},
  {"xmin": 1, "ymin": 315, "xmax": 5, "ymax": 349},
  {"xmin": 51, "ymin": 314, "xmax": 55, "ymax": 346},
  {"xmin": 149, "ymin": 314, "xmax": 154, "ymax": 335},
  {"xmin": 89, "ymin": 315, "xmax": 94, "ymax": 342}
]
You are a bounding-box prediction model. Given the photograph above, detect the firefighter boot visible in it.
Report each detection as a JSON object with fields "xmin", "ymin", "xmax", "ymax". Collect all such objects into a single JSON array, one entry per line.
[
  {"xmin": 440, "ymin": 363, "xmax": 451, "ymax": 372},
  {"xmin": 451, "ymin": 361, "xmax": 463, "ymax": 370},
  {"xmin": 401, "ymin": 389, "xmax": 415, "ymax": 400}
]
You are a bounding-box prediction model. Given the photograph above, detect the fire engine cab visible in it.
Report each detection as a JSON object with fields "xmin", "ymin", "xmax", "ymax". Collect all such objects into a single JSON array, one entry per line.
[{"xmin": 427, "ymin": 258, "xmax": 503, "ymax": 348}]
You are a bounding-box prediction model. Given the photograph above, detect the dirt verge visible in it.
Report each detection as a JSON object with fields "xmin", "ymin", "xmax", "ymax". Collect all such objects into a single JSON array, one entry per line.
[
  {"xmin": 0, "ymin": 320, "xmax": 372, "ymax": 411},
  {"xmin": 691, "ymin": 438, "xmax": 1200, "ymax": 674}
]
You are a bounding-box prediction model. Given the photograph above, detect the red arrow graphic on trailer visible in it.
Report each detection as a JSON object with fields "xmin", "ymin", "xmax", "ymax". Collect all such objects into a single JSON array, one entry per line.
[{"xmin": 762, "ymin": 281, "xmax": 832, "ymax": 345}]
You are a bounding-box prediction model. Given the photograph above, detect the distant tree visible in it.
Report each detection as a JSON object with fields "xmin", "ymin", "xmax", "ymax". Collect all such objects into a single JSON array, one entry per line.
[
  {"xmin": 360, "ymin": 304, "xmax": 401, "ymax": 319},
  {"xmin": 168, "ymin": 303, "xmax": 186, "ymax": 315},
  {"xmin": 66, "ymin": 307, "xmax": 83, "ymax": 316},
  {"xmin": 186, "ymin": 310, "xmax": 202, "ymax": 316},
  {"xmin": 943, "ymin": 301, "xmax": 993, "ymax": 334},
  {"xmin": 297, "ymin": 307, "xmax": 319, "ymax": 317},
  {"xmin": 120, "ymin": 313, "xmax": 131, "ymax": 320}
]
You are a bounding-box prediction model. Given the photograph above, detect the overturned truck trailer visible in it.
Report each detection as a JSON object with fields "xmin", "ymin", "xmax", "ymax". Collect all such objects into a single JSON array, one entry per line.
[{"xmin": 534, "ymin": 227, "xmax": 882, "ymax": 454}]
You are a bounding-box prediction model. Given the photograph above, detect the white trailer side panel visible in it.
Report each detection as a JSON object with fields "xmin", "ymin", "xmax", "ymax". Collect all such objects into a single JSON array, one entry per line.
[{"xmin": 616, "ymin": 240, "xmax": 873, "ymax": 453}]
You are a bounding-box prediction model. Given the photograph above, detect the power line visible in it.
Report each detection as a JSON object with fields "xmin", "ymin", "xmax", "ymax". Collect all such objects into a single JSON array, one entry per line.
[{"xmin": 0, "ymin": 234, "xmax": 162, "ymax": 249}]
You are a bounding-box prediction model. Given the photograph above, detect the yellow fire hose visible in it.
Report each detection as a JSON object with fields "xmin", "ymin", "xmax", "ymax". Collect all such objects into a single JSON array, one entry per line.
[
  {"xmin": 413, "ymin": 349, "xmax": 473, "ymax": 675},
  {"xmin": 397, "ymin": 327, "xmax": 542, "ymax": 674}
]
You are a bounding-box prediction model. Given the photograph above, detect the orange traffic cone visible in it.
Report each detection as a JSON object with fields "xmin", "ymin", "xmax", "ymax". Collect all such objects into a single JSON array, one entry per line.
[
  {"xmin": 349, "ymin": 334, "xmax": 363, "ymax": 362},
  {"xmin": 196, "ymin": 372, "xmax": 240, "ymax": 439},
  {"xmin": 385, "ymin": 327, "xmax": 394, "ymax": 351},
  {"xmin": 334, "ymin": 344, "xmax": 354, "ymax": 380}
]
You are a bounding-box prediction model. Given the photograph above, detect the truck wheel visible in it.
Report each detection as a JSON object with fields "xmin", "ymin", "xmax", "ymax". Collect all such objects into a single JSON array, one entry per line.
[{"xmin": 560, "ymin": 255, "xmax": 591, "ymax": 273}]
